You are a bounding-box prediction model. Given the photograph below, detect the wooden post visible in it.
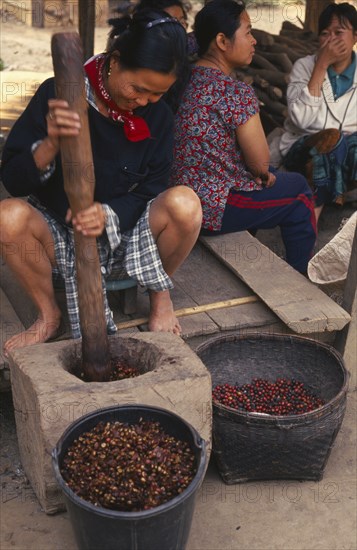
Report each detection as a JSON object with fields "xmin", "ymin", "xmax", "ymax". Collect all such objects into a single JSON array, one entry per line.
[
  {"xmin": 32, "ymin": 0, "xmax": 44, "ymax": 28},
  {"xmin": 304, "ymin": 0, "xmax": 334, "ymax": 33},
  {"xmin": 51, "ymin": 32, "xmax": 111, "ymax": 381},
  {"xmin": 78, "ymin": 0, "xmax": 95, "ymax": 62}
]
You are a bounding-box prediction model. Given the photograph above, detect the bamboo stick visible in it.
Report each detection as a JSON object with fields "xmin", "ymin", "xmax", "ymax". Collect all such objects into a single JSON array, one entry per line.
[{"xmin": 116, "ymin": 295, "xmax": 260, "ymax": 330}]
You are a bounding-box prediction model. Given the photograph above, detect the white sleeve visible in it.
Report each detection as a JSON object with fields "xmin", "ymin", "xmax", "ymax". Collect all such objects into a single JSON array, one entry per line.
[{"xmin": 286, "ymin": 57, "xmax": 324, "ymax": 131}]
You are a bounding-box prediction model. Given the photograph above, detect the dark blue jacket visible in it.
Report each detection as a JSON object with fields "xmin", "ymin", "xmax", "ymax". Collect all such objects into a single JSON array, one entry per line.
[{"xmin": 1, "ymin": 78, "xmax": 174, "ymax": 232}]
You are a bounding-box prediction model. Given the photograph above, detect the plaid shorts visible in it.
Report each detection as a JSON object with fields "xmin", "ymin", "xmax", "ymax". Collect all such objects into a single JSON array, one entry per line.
[{"xmin": 28, "ymin": 197, "xmax": 173, "ymax": 339}]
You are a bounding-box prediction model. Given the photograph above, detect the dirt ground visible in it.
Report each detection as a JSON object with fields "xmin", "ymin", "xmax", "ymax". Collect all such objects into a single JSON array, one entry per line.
[
  {"xmin": 0, "ymin": 2, "xmax": 305, "ymax": 71},
  {"xmin": 0, "ymin": 2, "xmax": 305, "ymax": 131}
]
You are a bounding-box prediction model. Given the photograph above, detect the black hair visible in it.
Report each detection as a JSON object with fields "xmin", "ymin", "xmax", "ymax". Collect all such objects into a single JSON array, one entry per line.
[
  {"xmin": 318, "ymin": 2, "xmax": 357, "ymax": 34},
  {"xmin": 106, "ymin": 9, "xmax": 190, "ymax": 113},
  {"xmin": 134, "ymin": 0, "xmax": 187, "ymax": 20},
  {"xmin": 106, "ymin": 9, "xmax": 188, "ymax": 78},
  {"xmin": 194, "ymin": 0, "xmax": 246, "ymax": 56},
  {"xmin": 107, "ymin": 0, "xmax": 189, "ymax": 49}
]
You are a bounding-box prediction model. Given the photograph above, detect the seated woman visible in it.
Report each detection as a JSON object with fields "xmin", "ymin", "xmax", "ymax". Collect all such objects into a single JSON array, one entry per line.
[
  {"xmin": 107, "ymin": 0, "xmax": 193, "ymax": 112},
  {"xmin": 171, "ymin": 0, "xmax": 316, "ymax": 275},
  {"xmin": 280, "ymin": 2, "xmax": 357, "ymax": 221},
  {"xmin": 107, "ymin": 0, "xmax": 189, "ymax": 48},
  {"xmin": 0, "ymin": 10, "xmax": 202, "ymax": 354}
]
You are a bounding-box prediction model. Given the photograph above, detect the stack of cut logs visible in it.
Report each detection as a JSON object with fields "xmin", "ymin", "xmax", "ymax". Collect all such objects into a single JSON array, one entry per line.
[{"xmin": 237, "ymin": 21, "xmax": 319, "ymax": 134}]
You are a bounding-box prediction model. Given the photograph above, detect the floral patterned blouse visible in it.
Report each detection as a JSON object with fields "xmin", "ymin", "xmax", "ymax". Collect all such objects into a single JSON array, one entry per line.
[{"xmin": 171, "ymin": 66, "xmax": 260, "ymax": 231}]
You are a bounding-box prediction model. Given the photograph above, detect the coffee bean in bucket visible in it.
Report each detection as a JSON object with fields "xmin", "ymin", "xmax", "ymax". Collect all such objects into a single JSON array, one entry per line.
[
  {"xmin": 213, "ymin": 377, "xmax": 325, "ymax": 415},
  {"xmin": 60, "ymin": 419, "xmax": 197, "ymax": 512}
]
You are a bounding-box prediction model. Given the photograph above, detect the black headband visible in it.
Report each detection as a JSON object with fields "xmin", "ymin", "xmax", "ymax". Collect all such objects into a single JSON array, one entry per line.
[{"xmin": 145, "ymin": 16, "xmax": 181, "ymax": 29}]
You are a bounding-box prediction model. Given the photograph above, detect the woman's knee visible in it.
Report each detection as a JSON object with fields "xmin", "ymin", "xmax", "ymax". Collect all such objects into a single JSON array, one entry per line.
[
  {"xmin": 161, "ymin": 186, "xmax": 202, "ymax": 227},
  {"xmin": 0, "ymin": 198, "xmax": 32, "ymax": 240}
]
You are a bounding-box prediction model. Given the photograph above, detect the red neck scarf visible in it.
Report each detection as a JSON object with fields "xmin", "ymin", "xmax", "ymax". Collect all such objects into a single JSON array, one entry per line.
[{"xmin": 84, "ymin": 54, "xmax": 151, "ymax": 142}]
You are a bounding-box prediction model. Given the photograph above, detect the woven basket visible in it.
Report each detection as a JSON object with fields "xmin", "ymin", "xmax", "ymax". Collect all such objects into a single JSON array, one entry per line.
[{"xmin": 196, "ymin": 333, "xmax": 348, "ymax": 484}]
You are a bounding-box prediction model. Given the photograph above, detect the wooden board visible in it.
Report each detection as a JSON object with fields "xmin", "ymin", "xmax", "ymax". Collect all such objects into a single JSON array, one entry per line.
[
  {"xmin": 200, "ymin": 232, "xmax": 351, "ymax": 334},
  {"xmin": 173, "ymin": 243, "xmax": 279, "ymax": 331},
  {"xmin": 120, "ymin": 242, "xmax": 283, "ymax": 339},
  {"xmin": 107, "ymin": 292, "xmax": 140, "ymax": 336},
  {"xmin": 133, "ymin": 283, "xmax": 218, "ymax": 338}
]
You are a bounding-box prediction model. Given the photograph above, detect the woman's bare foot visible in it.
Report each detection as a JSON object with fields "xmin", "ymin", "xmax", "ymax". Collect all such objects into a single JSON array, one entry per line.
[
  {"xmin": 148, "ymin": 290, "xmax": 182, "ymax": 336},
  {"xmin": 4, "ymin": 315, "xmax": 62, "ymax": 356}
]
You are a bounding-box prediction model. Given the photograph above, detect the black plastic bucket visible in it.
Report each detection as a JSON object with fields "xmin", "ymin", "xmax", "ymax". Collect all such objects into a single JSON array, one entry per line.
[{"xmin": 52, "ymin": 405, "xmax": 207, "ymax": 550}]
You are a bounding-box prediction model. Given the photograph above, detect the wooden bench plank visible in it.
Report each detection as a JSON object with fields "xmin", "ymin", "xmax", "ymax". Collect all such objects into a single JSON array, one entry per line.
[
  {"xmin": 125, "ymin": 242, "xmax": 284, "ymax": 339},
  {"xmin": 133, "ymin": 283, "xmax": 219, "ymax": 338},
  {"xmin": 200, "ymin": 232, "xmax": 351, "ymax": 334},
  {"xmin": 173, "ymin": 243, "xmax": 279, "ymax": 331}
]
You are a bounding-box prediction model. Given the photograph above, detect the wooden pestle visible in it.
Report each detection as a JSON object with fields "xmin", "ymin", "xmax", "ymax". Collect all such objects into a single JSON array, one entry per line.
[{"xmin": 51, "ymin": 32, "xmax": 111, "ymax": 381}]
